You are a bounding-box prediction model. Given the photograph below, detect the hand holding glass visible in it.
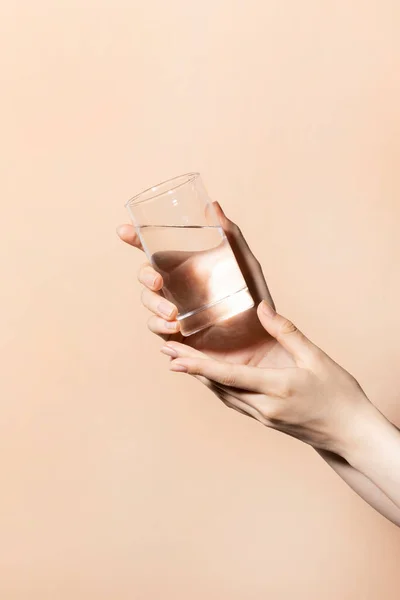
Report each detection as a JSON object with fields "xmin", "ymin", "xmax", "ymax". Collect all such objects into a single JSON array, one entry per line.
[{"xmin": 125, "ymin": 173, "xmax": 254, "ymax": 336}]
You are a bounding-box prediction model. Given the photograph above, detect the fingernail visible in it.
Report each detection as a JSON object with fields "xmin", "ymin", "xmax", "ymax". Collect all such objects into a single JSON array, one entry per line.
[
  {"xmin": 144, "ymin": 273, "xmax": 159, "ymax": 288},
  {"xmin": 160, "ymin": 345, "xmax": 178, "ymax": 358},
  {"xmin": 165, "ymin": 320, "xmax": 179, "ymax": 330},
  {"xmin": 158, "ymin": 301, "xmax": 174, "ymax": 318},
  {"xmin": 260, "ymin": 300, "xmax": 276, "ymax": 316},
  {"xmin": 170, "ymin": 362, "xmax": 188, "ymax": 373}
]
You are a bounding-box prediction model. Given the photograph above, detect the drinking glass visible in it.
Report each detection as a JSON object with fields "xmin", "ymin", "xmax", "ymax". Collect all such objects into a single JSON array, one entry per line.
[{"xmin": 125, "ymin": 173, "xmax": 254, "ymax": 336}]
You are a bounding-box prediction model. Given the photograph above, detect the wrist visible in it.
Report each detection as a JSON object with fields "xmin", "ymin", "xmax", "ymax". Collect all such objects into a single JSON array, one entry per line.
[{"xmin": 338, "ymin": 399, "xmax": 395, "ymax": 468}]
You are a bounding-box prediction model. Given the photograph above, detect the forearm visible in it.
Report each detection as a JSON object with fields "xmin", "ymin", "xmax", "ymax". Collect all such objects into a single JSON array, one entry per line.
[
  {"xmin": 321, "ymin": 399, "xmax": 400, "ymax": 522},
  {"xmin": 338, "ymin": 404, "xmax": 400, "ymax": 510},
  {"xmin": 316, "ymin": 448, "xmax": 400, "ymax": 526}
]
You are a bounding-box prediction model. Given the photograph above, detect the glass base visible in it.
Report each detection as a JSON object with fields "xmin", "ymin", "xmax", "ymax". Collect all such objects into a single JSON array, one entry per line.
[{"xmin": 178, "ymin": 287, "xmax": 254, "ymax": 337}]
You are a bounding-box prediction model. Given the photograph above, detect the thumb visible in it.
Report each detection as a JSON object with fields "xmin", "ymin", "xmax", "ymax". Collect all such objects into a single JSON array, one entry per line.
[
  {"xmin": 212, "ymin": 201, "xmax": 240, "ymax": 237},
  {"xmin": 212, "ymin": 202, "xmax": 272, "ymax": 304},
  {"xmin": 257, "ymin": 301, "xmax": 318, "ymax": 364}
]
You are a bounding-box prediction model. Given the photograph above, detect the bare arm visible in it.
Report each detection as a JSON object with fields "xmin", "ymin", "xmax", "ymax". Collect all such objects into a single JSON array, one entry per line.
[
  {"xmin": 317, "ymin": 447, "xmax": 400, "ymax": 526},
  {"xmin": 118, "ymin": 212, "xmax": 400, "ymax": 527},
  {"xmin": 162, "ymin": 303, "xmax": 400, "ymax": 527},
  {"xmin": 337, "ymin": 409, "xmax": 400, "ymax": 511}
]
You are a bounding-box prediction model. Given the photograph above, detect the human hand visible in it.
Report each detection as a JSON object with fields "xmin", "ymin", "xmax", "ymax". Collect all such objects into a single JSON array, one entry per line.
[
  {"xmin": 161, "ymin": 301, "xmax": 373, "ymax": 455},
  {"xmin": 118, "ymin": 208, "xmax": 400, "ymax": 523},
  {"xmin": 117, "ymin": 203, "xmax": 295, "ymax": 377}
]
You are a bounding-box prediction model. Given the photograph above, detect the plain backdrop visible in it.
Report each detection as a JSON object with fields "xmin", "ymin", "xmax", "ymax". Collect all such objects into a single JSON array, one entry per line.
[{"xmin": 1, "ymin": 1, "xmax": 400, "ymax": 598}]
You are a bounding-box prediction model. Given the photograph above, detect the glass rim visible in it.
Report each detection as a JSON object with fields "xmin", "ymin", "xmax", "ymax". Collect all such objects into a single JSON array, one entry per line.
[{"xmin": 125, "ymin": 172, "xmax": 200, "ymax": 208}]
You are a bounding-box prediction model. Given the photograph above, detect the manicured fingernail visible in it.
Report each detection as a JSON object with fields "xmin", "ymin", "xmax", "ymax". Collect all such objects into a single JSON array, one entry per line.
[
  {"xmin": 165, "ymin": 320, "xmax": 179, "ymax": 330},
  {"xmin": 144, "ymin": 273, "xmax": 159, "ymax": 288},
  {"xmin": 158, "ymin": 301, "xmax": 174, "ymax": 318},
  {"xmin": 160, "ymin": 345, "xmax": 178, "ymax": 358},
  {"xmin": 170, "ymin": 362, "xmax": 188, "ymax": 373},
  {"xmin": 260, "ymin": 300, "xmax": 276, "ymax": 316}
]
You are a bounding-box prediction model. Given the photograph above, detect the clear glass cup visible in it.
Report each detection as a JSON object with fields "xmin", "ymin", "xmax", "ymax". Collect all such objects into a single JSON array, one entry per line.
[{"xmin": 125, "ymin": 173, "xmax": 254, "ymax": 336}]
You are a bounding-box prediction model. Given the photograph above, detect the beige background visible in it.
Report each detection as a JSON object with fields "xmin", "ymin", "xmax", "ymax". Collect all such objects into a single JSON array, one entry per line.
[{"xmin": 1, "ymin": 0, "xmax": 400, "ymax": 598}]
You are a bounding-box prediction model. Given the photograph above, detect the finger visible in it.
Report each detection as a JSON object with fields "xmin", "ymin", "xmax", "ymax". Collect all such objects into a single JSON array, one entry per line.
[
  {"xmin": 211, "ymin": 382, "xmax": 266, "ymax": 421},
  {"xmin": 257, "ymin": 301, "xmax": 318, "ymax": 364},
  {"xmin": 168, "ymin": 356, "xmax": 277, "ymax": 394},
  {"xmin": 161, "ymin": 343, "xmax": 225, "ymax": 390},
  {"xmin": 213, "ymin": 202, "xmax": 249, "ymax": 251},
  {"xmin": 117, "ymin": 224, "xmax": 143, "ymax": 250},
  {"xmin": 147, "ymin": 315, "xmax": 180, "ymax": 337},
  {"xmin": 160, "ymin": 342, "xmax": 266, "ymax": 416},
  {"xmin": 216, "ymin": 390, "xmax": 258, "ymax": 418},
  {"xmin": 137, "ymin": 263, "xmax": 163, "ymax": 291},
  {"xmin": 141, "ymin": 288, "xmax": 178, "ymax": 320},
  {"xmin": 162, "ymin": 343, "xmax": 283, "ymax": 397},
  {"xmin": 160, "ymin": 341, "xmax": 207, "ymax": 360},
  {"xmin": 162, "ymin": 342, "xmax": 280, "ymax": 421},
  {"xmin": 223, "ymin": 396, "xmax": 267, "ymax": 423},
  {"xmin": 160, "ymin": 343, "xmax": 214, "ymax": 389},
  {"xmin": 212, "ymin": 202, "xmax": 272, "ymax": 304}
]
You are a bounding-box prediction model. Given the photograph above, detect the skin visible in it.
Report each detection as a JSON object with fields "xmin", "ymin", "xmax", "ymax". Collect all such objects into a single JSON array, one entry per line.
[{"xmin": 117, "ymin": 203, "xmax": 400, "ymax": 526}]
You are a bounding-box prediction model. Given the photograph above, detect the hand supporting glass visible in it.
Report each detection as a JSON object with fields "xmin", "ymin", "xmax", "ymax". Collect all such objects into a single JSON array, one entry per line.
[{"xmin": 126, "ymin": 173, "xmax": 254, "ymax": 336}]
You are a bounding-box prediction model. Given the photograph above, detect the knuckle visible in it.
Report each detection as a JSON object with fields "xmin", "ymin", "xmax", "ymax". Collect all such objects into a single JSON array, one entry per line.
[
  {"xmin": 221, "ymin": 371, "xmax": 237, "ymax": 387},
  {"xmin": 271, "ymin": 370, "xmax": 299, "ymax": 400},
  {"xmin": 261, "ymin": 402, "xmax": 281, "ymax": 421},
  {"xmin": 280, "ymin": 319, "xmax": 298, "ymax": 335},
  {"xmin": 190, "ymin": 362, "xmax": 203, "ymax": 376},
  {"xmin": 275, "ymin": 379, "xmax": 291, "ymax": 399}
]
